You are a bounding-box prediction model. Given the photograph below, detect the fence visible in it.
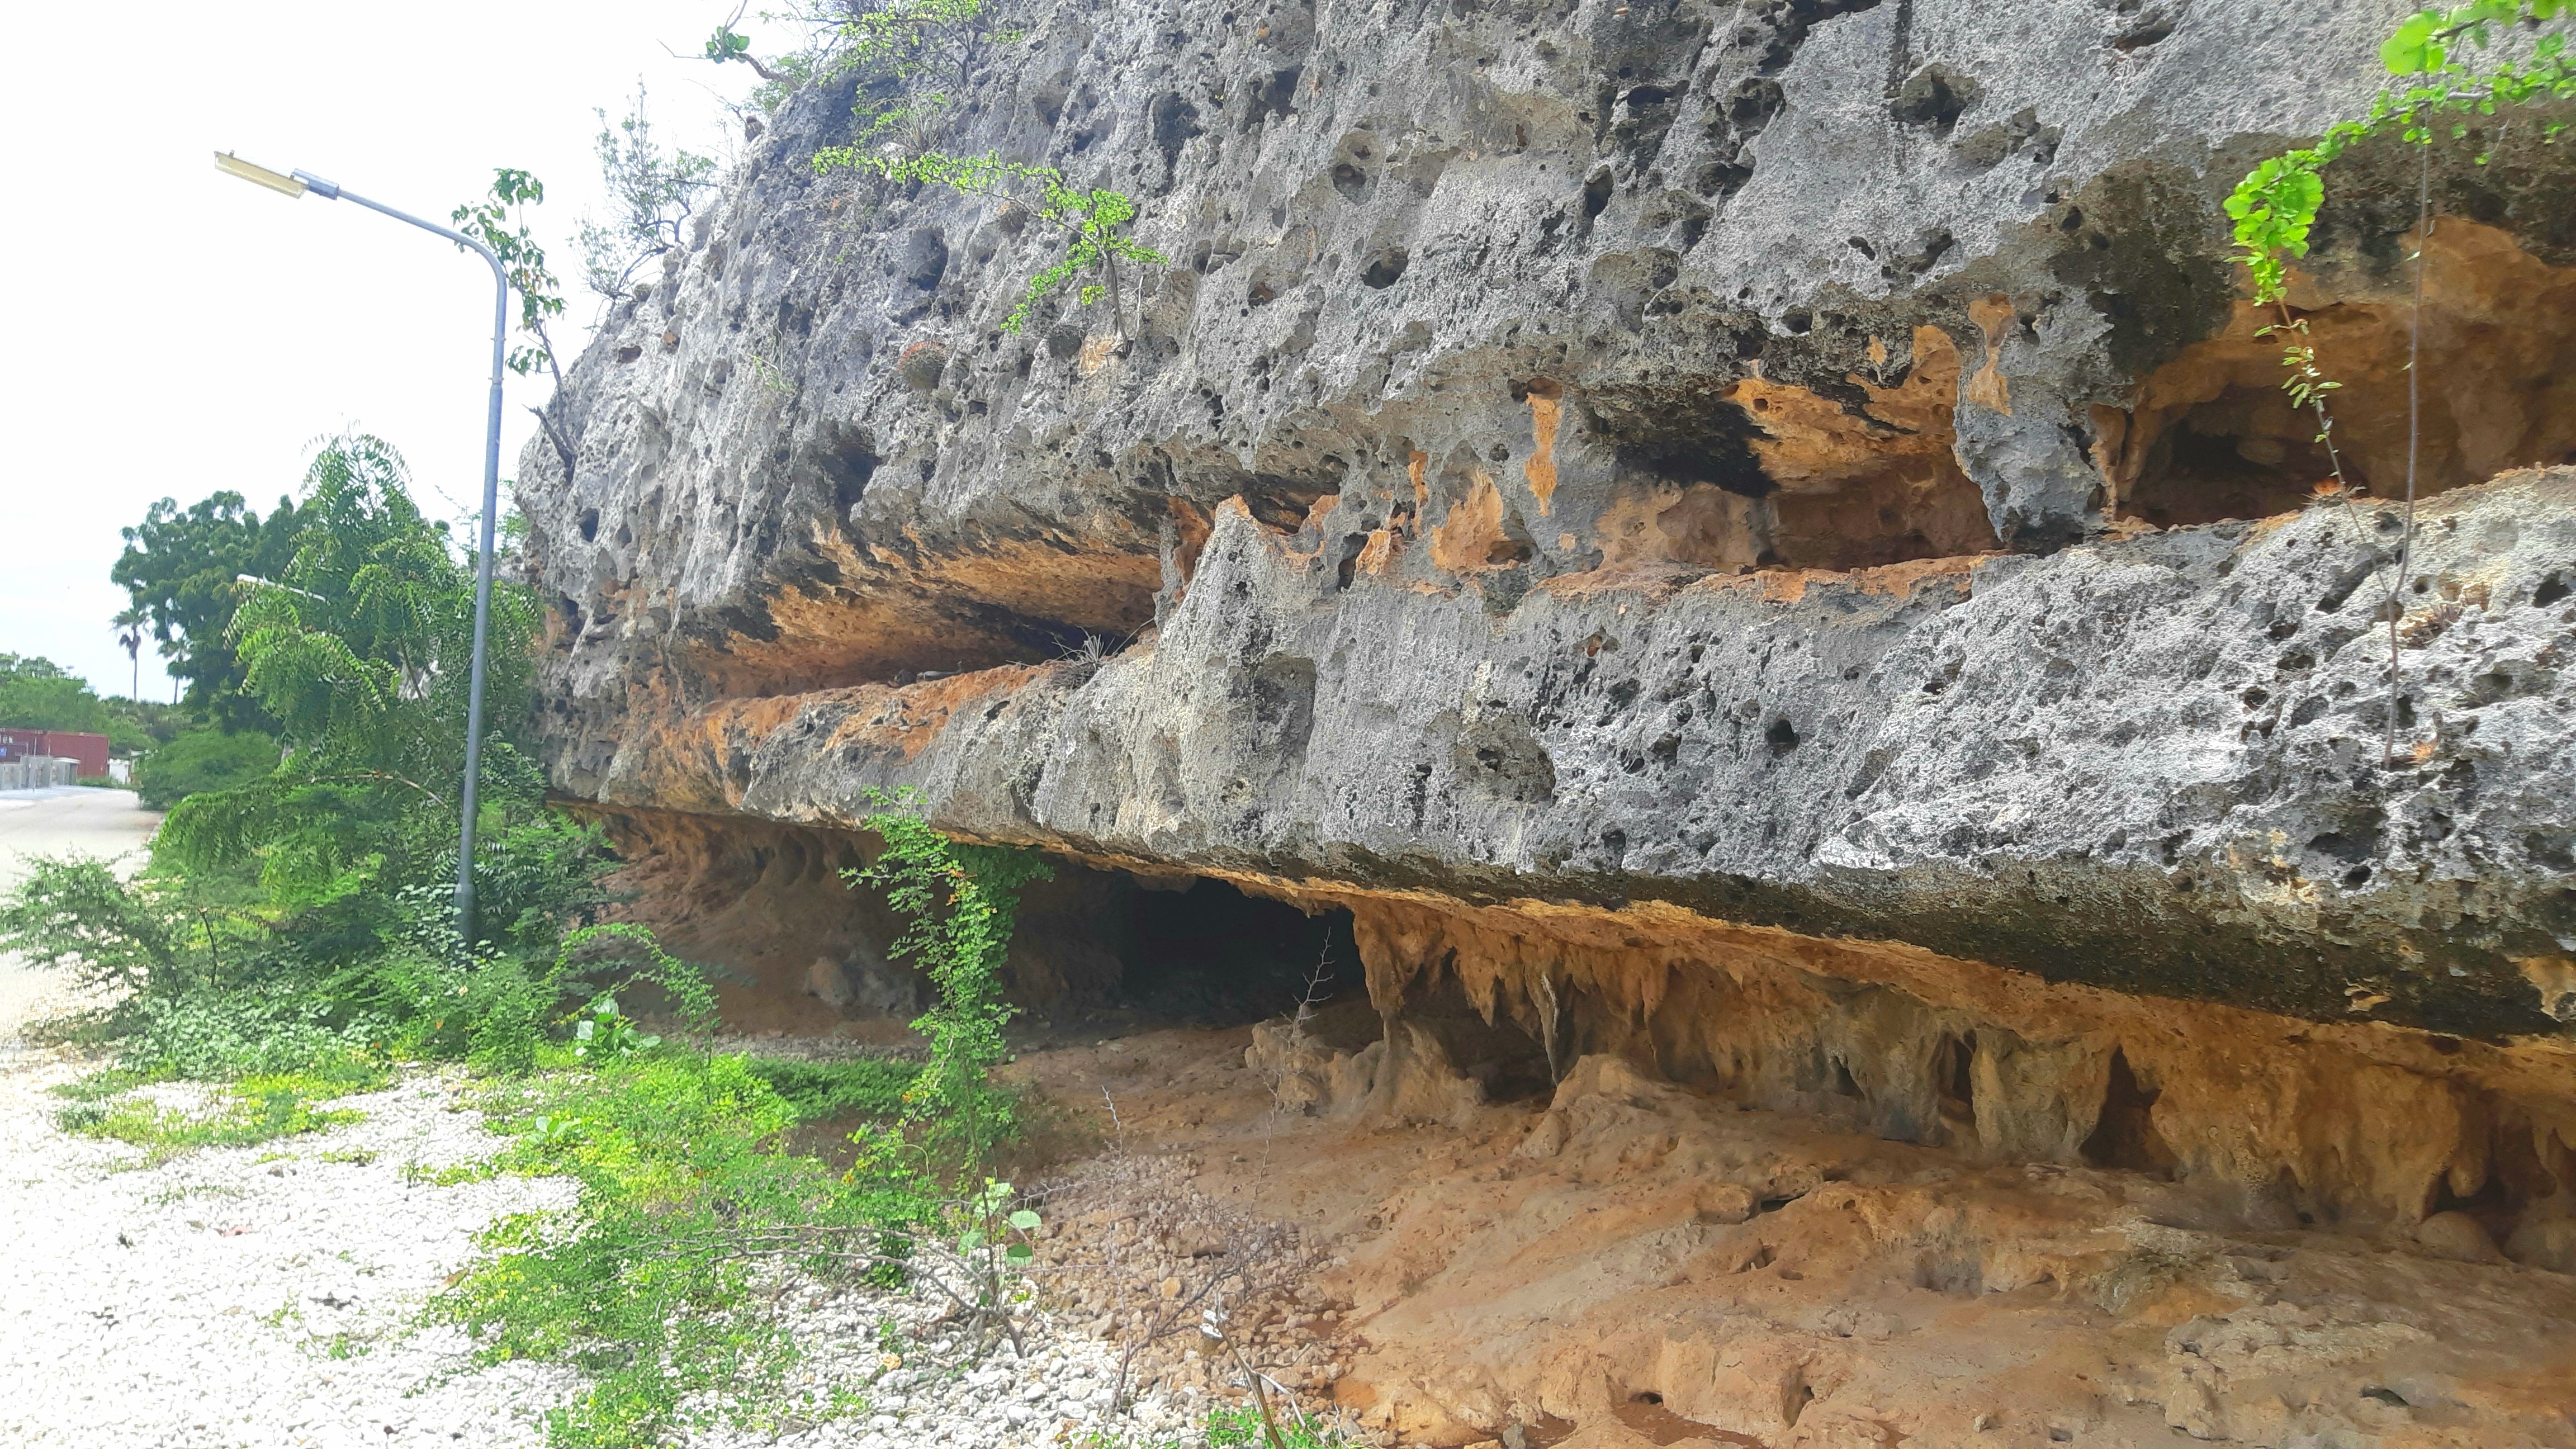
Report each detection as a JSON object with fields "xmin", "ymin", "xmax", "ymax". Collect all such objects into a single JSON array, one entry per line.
[{"xmin": 0, "ymin": 757, "xmax": 77, "ymax": 791}]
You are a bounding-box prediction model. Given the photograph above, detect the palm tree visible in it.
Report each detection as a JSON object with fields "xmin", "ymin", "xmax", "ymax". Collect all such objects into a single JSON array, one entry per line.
[{"xmin": 114, "ymin": 610, "xmax": 145, "ymax": 700}]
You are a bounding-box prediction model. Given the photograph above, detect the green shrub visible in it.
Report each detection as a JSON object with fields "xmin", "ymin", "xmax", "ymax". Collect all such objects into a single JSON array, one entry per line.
[
  {"xmin": 742, "ymin": 1055, "xmax": 920, "ymax": 1121},
  {"xmin": 435, "ymin": 1050, "xmax": 899, "ymax": 1447},
  {"xmin": 54, "ymin": 1062, "xmax": 385, "ymax": 1164},
  {"xmin": 134, "ymin": 726, "xmax": 277, "ymax": 810}
]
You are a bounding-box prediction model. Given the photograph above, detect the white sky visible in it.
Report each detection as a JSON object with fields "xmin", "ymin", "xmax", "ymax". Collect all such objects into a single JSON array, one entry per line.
[{"xmin": 0, "ymin": 1, "xmax": 775, "ymax": 699}]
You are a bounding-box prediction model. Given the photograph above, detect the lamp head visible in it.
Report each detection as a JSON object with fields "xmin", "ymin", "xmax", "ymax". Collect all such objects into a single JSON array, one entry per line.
[{"xmin": 214, "ymin": 151, "xmax": 306, "ymax": 197}]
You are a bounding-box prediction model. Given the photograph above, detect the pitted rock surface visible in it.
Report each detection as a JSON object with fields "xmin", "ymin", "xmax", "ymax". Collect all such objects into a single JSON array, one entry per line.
[{"xmin": 515, "ymin": 0, "xmax": 2576, "ymax": 1039}]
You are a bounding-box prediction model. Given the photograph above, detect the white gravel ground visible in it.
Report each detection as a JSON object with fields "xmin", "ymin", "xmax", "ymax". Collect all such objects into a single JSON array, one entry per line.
[
  {"xmin": 0, "ymin": 1012, "xmax": 1210, "ymax": 1449},
  {"xmin": 0, "ymin": 790, "xmax": 1223, "ymax": 1449},
  {"xmin": 0, "ymin": 1045, "xmax": 584, "ymax": 1449}
]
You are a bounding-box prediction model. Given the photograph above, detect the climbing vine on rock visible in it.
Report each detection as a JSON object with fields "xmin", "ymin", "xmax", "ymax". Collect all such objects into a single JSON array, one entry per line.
[
  {"xmin": 2225, "ymin": 1, "xmax": 2575, "ymax": 760},
  {"xmin": 815, "ymin": 148, "xmax": 1167, "ymax": 335},
  {"xmin": 844, "ymin": 789, "xmax": 1052, "ymax": 1174},
  {"xmin": 715, "ymin": 0, "xmax": 1165, "ymax": 336}
]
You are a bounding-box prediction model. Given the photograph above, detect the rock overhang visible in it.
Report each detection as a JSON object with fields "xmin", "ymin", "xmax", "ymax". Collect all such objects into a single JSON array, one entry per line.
[{"xmin": 588, "ymin": 470, "xmax": 2576, "ymax": 1042}]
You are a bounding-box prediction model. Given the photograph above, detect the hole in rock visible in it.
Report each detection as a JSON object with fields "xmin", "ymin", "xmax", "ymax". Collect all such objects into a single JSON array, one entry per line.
[
  {"xmin": 1764, "ymin": 717, "xmax": 1800, "ymax": 755},
  {"xmin": 2109, "ymin": 222, "xmax": 2576, "ymax": 527},
  {"xmin": 2080, "ymin": 1048, "xmax": 2177, "ymax": 1177},
  {"xmin": 1118, "ymin": 878, "xmax": 1359, "ymax": 1026},
  {"xmin": 1584, "ymin": 330, "xmax": 2003, "ymax": 575},
  {"xmin": 1360, "ymin": 249, "xmax": 1409, "ymax": 288},
  {"xmin": 1612, "ymin": 1395, "xmax": 1766, "ymax": 1447},
  {"xmin": 1934, "ymin": 1032, "xmax": 1977, "ymax": 1130},
  {"xmin": 595, "ymin": 812, "xmax": 1370, "ymax": 1037}
]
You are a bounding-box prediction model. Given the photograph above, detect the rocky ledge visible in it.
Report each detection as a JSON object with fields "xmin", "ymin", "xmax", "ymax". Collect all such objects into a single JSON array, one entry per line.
[{"xmin": 515, "ymin": 0, "xmax": 2576, "ymax": 1234}]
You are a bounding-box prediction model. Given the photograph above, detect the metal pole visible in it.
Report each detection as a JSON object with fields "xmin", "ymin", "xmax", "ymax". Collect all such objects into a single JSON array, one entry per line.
[{"xmin": 291, "ymin": 171, "xmax": 509, "ymax": 948}]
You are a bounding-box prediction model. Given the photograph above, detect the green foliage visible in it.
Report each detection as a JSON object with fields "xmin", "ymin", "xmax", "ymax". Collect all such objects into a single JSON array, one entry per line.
[
  {"xmin": 434, "ymin": 1050, "xmax": 901, "ymax": 1447},
  {"xmin": 0, "ymin": 855, "xmax": 255, "ymax": 1000},
  {"xmin": 815, "ymin": 148, "xmax": 1168, "ymax": 334},
  {"xmin": 451, "ymin": 169, "xmax": 569, "ymax": 381},
  {"xmin": 571, "ymin": 993, "xmax": 662, "ymax": 1060},
  {"xmin": 708, "ymin": 0, "xmax": 1021, "ymax": 120},
  {"xmin": 112, "ymin": 491, "xmax": 306, "ymax": 730},
  {"xmin": 0, "ymin": 654, "xmax": 136, "ymax": 750},
  {"xmin": 578, "ymin": 85, "xmax": 717, "ymax": 299},
  {"xmin": 763, "ymin": 0, "xmax": 1164, "ymax": 336},
  {"xmin": 424, "ymin": 823, "xmax": 1053, "ymax": 1445},
  {"xmin": 742, "ymin": 1054, "xmax": 920, "ymax": 1120},
  {"xmin": 54, "ymin": 1063, "xmax": 382, "ymax": 1166},
  {"xmin": 151, "ymin": 434, "xmax": 558, "ymax": 956},
  {"xmin": 134, "ymin": 725, "xmax": 277, "ymax": 810},
  {"xmin": 2227, "ymin": 2, "xmax": 2576, "ymax": 309},
  {"xmin": 4, "ymin": 432, "xmax": 687, "ymax": 1123},
  {"xmin": 1080, "ymin": 1403, "xmax": 1369, "ymax": 1449},
  {"xmin": 845, "ymin": 792, "xmax": 1051, "ymax": 1173}
]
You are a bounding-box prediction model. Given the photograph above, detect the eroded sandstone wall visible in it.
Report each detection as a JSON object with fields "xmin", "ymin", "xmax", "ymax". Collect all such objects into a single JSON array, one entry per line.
[{"xmin": 518, "ymin": 0, "xmax": 2576, "ymax": 1229}]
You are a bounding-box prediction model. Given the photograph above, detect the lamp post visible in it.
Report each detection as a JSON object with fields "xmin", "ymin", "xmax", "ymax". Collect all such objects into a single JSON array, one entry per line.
[{"xmin": 216, "ymin": 151, "xmax": 509, "ymax": 949}]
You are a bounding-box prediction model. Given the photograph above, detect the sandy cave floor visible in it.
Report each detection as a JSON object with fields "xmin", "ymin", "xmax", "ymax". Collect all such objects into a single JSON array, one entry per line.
[{"xmin": 1002, "ymin": 1020, "xmax": 2576, "ymax": 1449}]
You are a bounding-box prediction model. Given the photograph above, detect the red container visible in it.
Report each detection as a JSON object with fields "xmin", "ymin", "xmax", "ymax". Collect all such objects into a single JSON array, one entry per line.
[{"xmin": 0, "ymin": 728, "xmax": 111, "ymax": 779}]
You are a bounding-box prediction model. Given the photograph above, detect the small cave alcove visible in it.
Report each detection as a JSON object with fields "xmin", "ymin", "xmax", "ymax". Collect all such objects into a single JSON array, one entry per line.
[
  {"xmin": 2109, "ymin": 222, "xmax": 2576, "ymax": 528},
  {"xmin": 1106, "ymin": 875, "xmax": 1361, "ymax": 1027}
]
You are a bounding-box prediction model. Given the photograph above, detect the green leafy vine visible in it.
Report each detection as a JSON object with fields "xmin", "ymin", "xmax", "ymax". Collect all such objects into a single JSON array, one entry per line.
[
  {"xmin": 712, "ymin": 0, "xmax": 1166, "ymax": 337},
  {"xmin": 2223, "ymin": 1, "xmax": 2575, "ymax": 760}
]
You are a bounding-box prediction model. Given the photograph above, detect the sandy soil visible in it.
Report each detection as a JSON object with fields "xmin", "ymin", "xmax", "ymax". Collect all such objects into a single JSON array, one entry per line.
[{"xmin": 1008, "ymin": 1019, "xmax": 2576, "ymax": 1449}]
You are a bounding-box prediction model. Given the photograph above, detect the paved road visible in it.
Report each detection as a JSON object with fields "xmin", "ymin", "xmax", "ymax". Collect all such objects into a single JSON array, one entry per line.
[{"xmin": 0, "ymin": 788, "xmax": 159, "ymax": 1033}]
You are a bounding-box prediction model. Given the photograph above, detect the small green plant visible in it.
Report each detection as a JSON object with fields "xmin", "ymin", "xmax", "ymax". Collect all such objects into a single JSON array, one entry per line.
[
  {"xmin": 948, "ymin": 1176, "xmax": 1045, "ymax": 1352},
  {"xmin": 433, "ymin": 1052, "xmax": 877, "ymax": 1447},
  {"xmin": 2225, "ymin": 2, "xmax": 2576, "ymax": 761},
  {"xmin": 54, "ymin": 1064, "xmax": 381, "ymax": 1166},
  {"xmin": 451, "ymin": 172, "xmax": 580, "ymax": 478},
  {"xmin": 844, "ymin": 789, "xmax": 1052, "ymax": 1173},
  {"xmin": 813, "ymin": 149, "xmax": 1167, "ymax": 335},
  {"xmin": 1078, "ymin": 1402, "xmax": 1368, "ymax": 1449},
  {"xmin": 577, "ymin": 84, "xmax": 717, "ymax": 299},
  {"xmin": 570, "ymin": 993, "xmax": 661, "ymax": 1061},
  {"xmin": 719, "ymin": 0, "xmax": 1167, "ymax": 337},
  {"xmin": 449, "ymin": 171, "xmax": 568, "ymax": 384},
  {"xmin": 742, "ymin": 1054, "xmax": 920, "ymax": 1120}
]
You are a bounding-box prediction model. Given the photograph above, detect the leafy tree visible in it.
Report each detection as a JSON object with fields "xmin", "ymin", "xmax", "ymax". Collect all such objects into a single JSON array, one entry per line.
[
  {"xmin": 452, "ymin": 170, "xmax": 580, "ymax": 482},
  {"xmin": 0, "ymin": 654, "xmax": 153, "ymax": 752},
  {"xmin": 156, "ymin": 434, "xmax": 555, "ymax": 951},
  {"xmin": 577, "ymin": 84, "xmax": 718, "ymax": 299},
  {"xmin": 111, "ymin": 490, "xmax": 305, "ymax": 730},
  {"xmin": 132, "ymin": 726, "xmax": 277, "ymax": 811}
]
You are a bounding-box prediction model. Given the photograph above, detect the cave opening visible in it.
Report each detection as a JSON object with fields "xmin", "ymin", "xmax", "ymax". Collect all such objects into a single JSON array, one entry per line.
[
  {"xmin": 1933, "ymin": 1032, "xmax": 1978, "ymax": 1140},
  {"xmin": 2112, "ymin": 230, "xmax": 2576, "ymax": 529},
  {"xmin": 1110, "ymin": 876, "xmax": 1360, "ymax": 1027},
  {"xmin": 2080, "ymin": 1047, "xmax": 2177, "ymax": 1177},
  {"xmin": 2119, "ymin": 396, "xmax": 2341, "ymax": 528}
]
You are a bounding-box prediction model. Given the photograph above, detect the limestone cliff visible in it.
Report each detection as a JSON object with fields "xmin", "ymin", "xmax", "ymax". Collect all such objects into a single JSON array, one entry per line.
[{"xmin": 516, "ymin": 0, "xmax": 2576, "ymax": 1397}]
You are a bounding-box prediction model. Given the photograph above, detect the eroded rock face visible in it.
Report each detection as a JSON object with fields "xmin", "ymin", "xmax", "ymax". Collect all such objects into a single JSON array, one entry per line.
[
  {"xmin": 521, "ymin": 0, "xmax": 2576, "ymax": 1262},
  {"xmin": 586, "ymin": 471, "xmax": 2576, "ymax": 1041}
]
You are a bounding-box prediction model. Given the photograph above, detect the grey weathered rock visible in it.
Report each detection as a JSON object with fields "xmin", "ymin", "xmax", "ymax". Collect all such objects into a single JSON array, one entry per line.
[{"xmin": 514, "ymin": 0, "xmax": 2576, "ymax": 1045}]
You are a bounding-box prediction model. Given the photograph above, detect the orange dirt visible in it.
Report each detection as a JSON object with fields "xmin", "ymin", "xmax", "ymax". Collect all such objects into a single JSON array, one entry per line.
[{"xmin": 1008, "ymin": 1023, "xmax": 2576, "ymax": 1449}]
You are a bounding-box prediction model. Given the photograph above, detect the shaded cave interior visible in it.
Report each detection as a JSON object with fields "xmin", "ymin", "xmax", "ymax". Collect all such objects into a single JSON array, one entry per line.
[{"xmin": 604, "ymin": 810, "xmax": 2574, "ymax": 1242}]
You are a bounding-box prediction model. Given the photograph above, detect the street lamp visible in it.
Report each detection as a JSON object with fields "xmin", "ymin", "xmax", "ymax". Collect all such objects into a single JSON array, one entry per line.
[{"xmin": 216, "ymin": 150, "xmax": 510, "ymax": 949}]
